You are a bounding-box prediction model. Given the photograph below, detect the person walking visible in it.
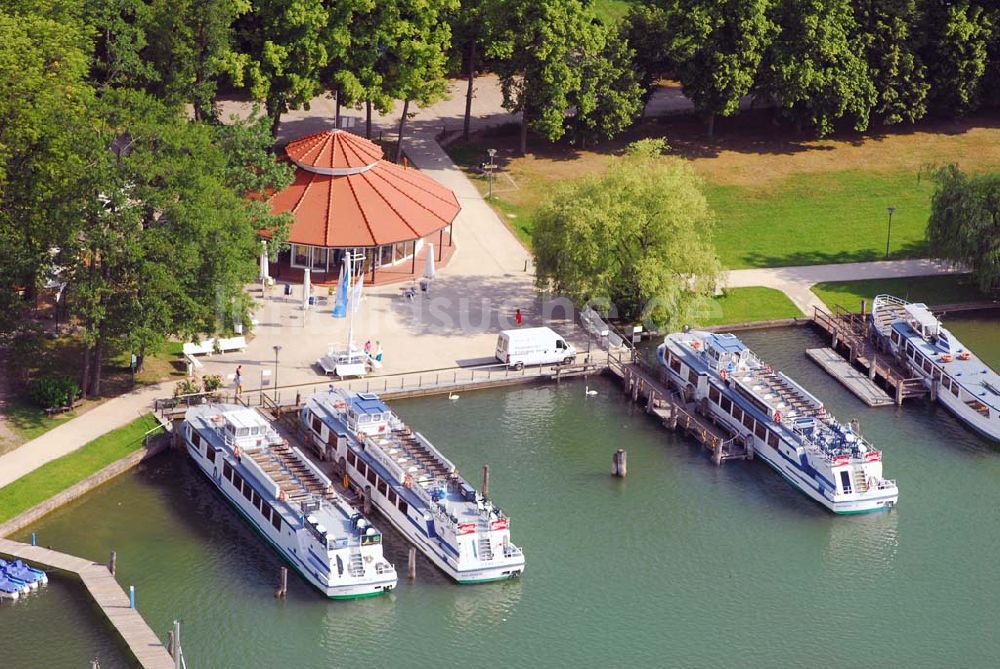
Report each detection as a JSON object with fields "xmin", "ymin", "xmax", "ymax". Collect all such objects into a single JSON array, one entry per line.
[
  {"xmin": 375, "ymin": 342, "xmax": 384, "ymax": 363},
  {"xmin": 234, "ymin": 365, "xmax": 243, "ymax": 397},
  {"xmin": 364, "ymin": 340, "xmax": 372, "ymax": 355},
  {"xmin": 515, "ymin": 308, "xmax": 523, "ymax": 327}
]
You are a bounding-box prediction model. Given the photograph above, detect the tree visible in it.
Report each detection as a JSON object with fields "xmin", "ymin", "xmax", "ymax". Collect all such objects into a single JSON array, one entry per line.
[
  {"xmin": 855, "ymin": 0, "xmax": 928, "ymax": 125},
  {"xmin": 568, "ymin": 25, "xmax": 644, "ymax": 144},
  {"xmin": 620, "ymin": 2, "xmax": 677, "ymax": 110},
  {"xmin": 919, "ymin": 0, "xmax": 990, "ymax": 115},
  {"xmin": 449, "ymin": 0, "xmax": 493, "ymax": 140},
  {"xmin": 232, "ymin": 0, "xmax": 328, "ymax": 135},
  {"xmin": 83, "ymin": 0, "xmax": 157, "ymax": 89},
  {"xmin": 0, "ymin": 8, "xmax": 94, "ymax": 331},
  {"xmin": 757, "ymin": 0, "xmax": 875, "ymax": 136},
  {"xmin": 145, "ymin": 0, "xmax": 248, "ymax": 120},
  {"xmin": 927, "ymin": 165, "xmax": 1000, "ymax": 292},
  {"xmin": 487, "ymin": 0, "xmax": 601, "ymax": 155},
  {"xmin": 380, "ymin": 0, "xmax": 457, "ymax": 163},
  {"xmin": 672, "ymin": 0, "xmax": 776, "ymax": 137},
  {"xmin": 533, "ymin": 140, "xmax": 721, "ymax": 329}
]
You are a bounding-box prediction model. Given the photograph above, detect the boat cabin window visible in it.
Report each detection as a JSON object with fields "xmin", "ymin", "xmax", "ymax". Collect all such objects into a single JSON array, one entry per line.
[
  {"xmin": 688, "ymin": 369, "xmax": 698, "ymax": 384},
  {"xmin": 767, "ymin": 431, "xmax": 779, "ymax": 448},
  {"xmin": 754, "ymin": 423, "xmax": 766, "ymax": 439},
  {"xmin": 941, "ymin": 377, "xmax": 950, "ymax": 390},
  {"xmin": 742, "ymin": 413, "xmax": 754, "ymax": 430},
  {"xmin": 721, "ymin": 396, "xmax": 732, "ymax": 413},
  {"xmin": 670, "ymin": 357, "xmax": 681, "ymax": 373},
  {"xmin": 205, "ymin": 443, "xmax": 216, "ymax": 461},
  {"xmin": 367, "ymin": 468, "xmax": 378, "ymax": 485},
  {"xmin": 709, "ymin": 386, "xmax": 721, "ymax": 403},
  {"xmin": 922, "ymin": 358, "xmax": 932, "ymax": 373},
  {"xmin": 731, "ymin": 406, "xmax": 742, "ymax": 422},
  {"xmin": 891, "ymin": 330, "xmax": 900, "ymax": 345},
  {"xmin": 397, "ymin": 499, "xmax": 409, "ymax": 515},
  {"xmin": 951, "ymin": 383, "xmax": 960, "ymax": 397},
  {"xmin": 358, "ymin": 415, "xmax": 370, "ymax": 425},
  {"xmin": 271, "ymin": 510, "xmax": 282, "ymax": 532},
  {"xmin": 311, "ymin": 415, "xmax": 322, "ymax": 434},
  {"xmin": 223, "ymin": 462, "xmax": 233, "ymax": 482},
  {"xmin": 377, "ymin": 480, "xmax": 388, "ymax": 496},
  {"xmin": 347, "ymin": 451, "xmax": 357, "ymax": 467},
  {"xmin": 839, "ymin": 471, "xmax": 852, "ymax": 494},
  {"xmin": 242, "ymin": 481, "xmax": 253, "ymax": 501},
  {"xmin": 388, "ymin": 490, "xmax": 397, "ymax": 505},
  {"xmin": 191, "ymin": 431, "xmax": 201, "ymax": 448},
  {"xmin": 237, "ymin": 427, "xmax": 249, "ymax": 437}
]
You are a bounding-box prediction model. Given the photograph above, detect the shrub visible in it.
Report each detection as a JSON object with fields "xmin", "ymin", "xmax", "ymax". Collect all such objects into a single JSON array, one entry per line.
[
  {"xmin": 174, "ymin": 379, "xmax": 201, "ymax": 397},
  {"xmin": 203, "ymin": 374, "xmax": 223, "ymax": 392},
  {"xmin": 29, "ymin": 375, "xmax": 79, "ymax": 409}
]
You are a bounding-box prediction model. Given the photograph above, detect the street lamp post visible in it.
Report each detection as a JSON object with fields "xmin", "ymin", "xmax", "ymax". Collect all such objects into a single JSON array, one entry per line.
[
  {"xmin": 272, "ymin": 345, "xmax": 281, "ymax": 404},
  {"xmin": 487, "ymin": 148, "xmax": 497, "ymax": 200},
  {"xmin": 885, "ymin": 206, "xmax": 896, "ymax": 259}
]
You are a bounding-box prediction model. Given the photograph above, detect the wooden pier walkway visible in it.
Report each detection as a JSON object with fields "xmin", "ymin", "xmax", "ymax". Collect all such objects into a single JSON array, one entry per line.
[
  {"xmin": 606, "ymin": 353, "xmax": 749, "ymax": 465},
  {"xmin": 0, "ymin": 539, "xmax": 174, "ymax": 668},
  {"xmin": 812, "ymin": 304, "xmax": 927, "ymax": 405},
  {"xmin": 805, "ymin": 348, "xmax": 894, "ymax": 407}
]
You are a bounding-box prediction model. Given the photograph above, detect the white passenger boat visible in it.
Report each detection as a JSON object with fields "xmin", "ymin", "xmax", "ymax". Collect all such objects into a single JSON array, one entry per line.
[
  {"xmin": 872, "ymin": 294, "xmax": 1000, "ymax": 441},
  {"xmin": 182, "ymin": 404, "xmax": 397, "ymax": 598},
  {"xmin": 658, "ymin": 332, "xmax": 899, "ymax": 514},
  {"xmin": 301, "ymin": 390, "xmax": 526, "ymax": 583}
]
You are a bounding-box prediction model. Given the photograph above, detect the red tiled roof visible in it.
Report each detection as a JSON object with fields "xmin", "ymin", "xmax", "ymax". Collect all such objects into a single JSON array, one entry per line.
[
  {"xmin": 269, "ymin": 130, "xmax": 460, "ymax": 248},
  {"xmin": 284, "ymin": 129, "xmax": 384, "ymax": 172}
]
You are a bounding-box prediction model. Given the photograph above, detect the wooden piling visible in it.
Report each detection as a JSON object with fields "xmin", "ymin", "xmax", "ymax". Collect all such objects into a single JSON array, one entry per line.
[
  {"xmin": 275, "ymin": 566, "xmax": 288, "ymax": 598},
  {"xmin": 481, "ymin": 465, "xmax": 490, "ymax": 498},
  {"xmin": 612, "ymin": 449, "xmax": 627, "ymax": 477},
  {"xmin": 363, "ymin": 487, "xmax": 372, "ymax": 514},
  {"xmin": 408, "ymin": 547, "xmax": 416, "ymax": 580},
  {"xmin": 869, "ymin": 354, "xmax": 877, "ymax": 380},
  {"xmin": 895, "ymin": 379, "xmax": 904, "ymax": 406},
  {"xmin": 109, "ymin": 550, "xmax": 116, "ymax": 576}
]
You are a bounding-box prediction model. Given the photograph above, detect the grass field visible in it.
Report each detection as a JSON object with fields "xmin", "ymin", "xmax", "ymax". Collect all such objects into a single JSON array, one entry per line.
[
  {"xmin": 810, "ymin": 275, "xmax": 989, "ymax": 312},
  {"xmin": 445, "ymin": 110, "xmax": 1000, "ymax": 268},
  {"xmin": 0, "ymin": 414, "xmax": 162, "ymax": 524},
  {"xmin": 592, "ymin": 0, "xmax": 634, "ymax": 22},
  {"xmin": 697, "ymin": 287, "xmax": 804, "ymax": 327}
]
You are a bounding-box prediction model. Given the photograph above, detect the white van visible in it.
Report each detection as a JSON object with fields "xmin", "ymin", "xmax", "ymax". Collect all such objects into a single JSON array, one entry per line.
[{"xmin": 496, "ymin": 327, "xmax": 577, "ymax": 369}]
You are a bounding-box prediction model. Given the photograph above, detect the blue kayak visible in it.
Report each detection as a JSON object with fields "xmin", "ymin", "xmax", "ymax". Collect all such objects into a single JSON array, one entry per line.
[
  {"xmin": 0, "ymin": 559, "xmax": 47, "ymax": 590},
  {"xmin": 0, "ymin": 576, "xmax": 21, "ymax": 600}
]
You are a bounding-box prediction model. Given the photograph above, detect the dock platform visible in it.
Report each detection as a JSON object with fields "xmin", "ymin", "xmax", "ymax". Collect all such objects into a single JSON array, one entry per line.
[
  {"xmin": 0, "ymin": 539, "xmax": 174, "ymax": 668},
  {"xmin": 806, "ymin": 348, "xmax": 894, "ymax": 407}
]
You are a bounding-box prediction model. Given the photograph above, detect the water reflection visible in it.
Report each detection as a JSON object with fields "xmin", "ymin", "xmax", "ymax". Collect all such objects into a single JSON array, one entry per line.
[{"xmin": 821, "ymin": 510, "xmax": 900, "ymax": 581}]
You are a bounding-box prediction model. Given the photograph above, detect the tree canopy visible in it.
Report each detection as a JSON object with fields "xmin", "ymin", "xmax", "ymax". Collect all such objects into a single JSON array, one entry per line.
[
  {"xmin": 533, "ymin": 140, "xmax": 721, "ymax": 329},
  {"xmin": 927, "ymin": 165, "xmax": 1000, "ymax": 292}
]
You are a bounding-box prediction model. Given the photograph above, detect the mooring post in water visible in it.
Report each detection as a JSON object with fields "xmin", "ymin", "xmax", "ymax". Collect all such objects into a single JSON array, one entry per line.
[
  {"xmin": 408, "ymin": 547, "xmax": 416, "ymax": 580},
  {"xmin": 275, "ymin": 566, "xmax": 288, "ymax": 598},
  {"xmin": 129, "ymin": 585, "xmax": 135, "ymax": 609},
  {"xmin": 109, "ymin": 550, "xmax": 116, "ymax": 576},
  {"xmin": 31, "ymin": 532, "xmax": 36, "ymax": 546},
  {"xmin": 363, "ymin": 487, "xmax": 372, "ymax": 514},
  {"xmin": 869, "ymin": 355, "xmax": 877, "ymax": 380},
  {"xmin": 612, "ymin": 449, "xmax": 627, "ymax": 477},
  {"xmin": 481, "ymin": 465, "xmax": 490, "ymax": 498},
  {"xmin": 167, "ymin": 631, "xmax": 174, "ymax": 660}
]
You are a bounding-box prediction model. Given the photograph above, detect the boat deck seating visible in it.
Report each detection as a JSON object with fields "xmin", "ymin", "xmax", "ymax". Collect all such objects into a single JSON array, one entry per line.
[
  {"xmin": 374, "ymin": 429, "xmax": 451, "ymax": 490},
  {"xmin": 247, "ymin": 442, "xmax": 335, "ymax": 503},
  {"xmin": 746, "ymin": 371, "xmax": 822, "ymax": 417}
]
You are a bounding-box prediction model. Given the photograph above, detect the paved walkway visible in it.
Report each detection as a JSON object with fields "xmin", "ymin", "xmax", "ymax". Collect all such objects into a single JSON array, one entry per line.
[
  {"xmin": 0, "ymin": 383, "xmax": 167, "ymax": 489},
  {"xmin": 725, "ymin": 259, "xmax": 965, "ymax": 315}
]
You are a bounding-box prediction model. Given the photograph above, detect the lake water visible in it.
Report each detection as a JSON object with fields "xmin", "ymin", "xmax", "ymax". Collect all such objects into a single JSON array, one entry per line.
[{"xmin": 3, "ymin": 318, "xmax": 999, "ymax": 668}]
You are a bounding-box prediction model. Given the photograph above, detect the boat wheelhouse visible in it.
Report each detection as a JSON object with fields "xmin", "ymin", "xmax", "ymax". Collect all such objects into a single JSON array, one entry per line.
[
  {"xmin": 182, "ymin": 404, "xmax": 397, "ymax": 599},
  {"xmin": 301, "ymin": 390, "xmax": 525, "ymax": 583},
  {"xmin": 872, "ymin": 294, "xmax": 1000, "ymax": 441},
  {"xmin": 658, "ymin": 332, "xmax": 899, "ymax": 514}
]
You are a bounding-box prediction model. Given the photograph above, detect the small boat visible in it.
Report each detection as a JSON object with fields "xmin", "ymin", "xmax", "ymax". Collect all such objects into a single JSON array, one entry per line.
[
  {"xmin": 872, "ymin": 294, "xmax": 1000, "ymax": 441},
  {"xmin": 0, "ymin": 576, "xmax": 22, "ymax": 600},
  {"xmin": 302, "ymin": 390, "xmax": 526, "ymax": 583},
  {"xmin": 0, "ymin": 559, "xmax": 47, "ymax": 591},
  {"xmin": 658, "ymin": 331, "xmax": 899, "ymax": 514}
]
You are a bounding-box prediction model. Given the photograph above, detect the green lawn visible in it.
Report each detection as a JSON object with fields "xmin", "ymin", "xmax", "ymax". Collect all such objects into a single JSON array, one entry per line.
[
  {"xmin": 0, "ymin": 414, "xmax": 163, "ymax": 524},
  {"xmin": 810, "ymin": 274, "xmax": 988, "ymax": 312},
  {"xmin": 592, "ymin": 0, "xmax": 634, "ymax": 22},
  {"xmin": 696, "ymin": 287, "xmax": 804, "ymax": 327},
  {"xmin": 707, "ymin": 170, "xmax": 932, "ymax": 269},
  {"xmin": 3, "ymin": 399, "xmax": 79, "ymax": 443}
]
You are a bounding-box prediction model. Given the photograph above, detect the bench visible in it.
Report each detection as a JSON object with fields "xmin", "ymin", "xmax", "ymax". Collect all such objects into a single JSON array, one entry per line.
[
  {"xmin": 44, "ymin": 399, "xmax": 83, "ymax": 416},
  {"xmin": 182, "ymin": 336, "xmax": 247, "ymax": 357}
]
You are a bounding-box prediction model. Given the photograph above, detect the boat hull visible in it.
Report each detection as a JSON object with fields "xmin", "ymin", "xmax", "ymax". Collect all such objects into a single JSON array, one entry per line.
[{"xmin": 183, "ymin": 440, "xmax": 395, "ymax": 599}]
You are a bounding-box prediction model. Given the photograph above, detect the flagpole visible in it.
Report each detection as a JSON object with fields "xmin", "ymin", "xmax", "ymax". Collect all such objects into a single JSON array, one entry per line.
[{"xmin": 346, "ymin": 251, "xmax": 355, "ymax": 353}]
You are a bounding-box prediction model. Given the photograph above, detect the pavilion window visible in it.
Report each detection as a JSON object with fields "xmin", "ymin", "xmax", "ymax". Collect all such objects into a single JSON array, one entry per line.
[
  {"xmin": 292, "ymin": 244, "xmax": 309, "ymax": 267},
  {"xmin": 380, "ymin": 244, "xmax": 393, "ymax": 266}
]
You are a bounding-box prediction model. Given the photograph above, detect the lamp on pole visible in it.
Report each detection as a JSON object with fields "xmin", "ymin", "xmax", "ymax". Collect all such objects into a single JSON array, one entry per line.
[
  {"xmin": 885, "ymin": 206, "xmax": 896, "ymax": 259},
  {"xmin": 486, "ymin": 148, "xmax": 497, "ymax": 200},
  {"xmin": 272, "ymin": 345, "xmax": 281, "ymax": 403}
]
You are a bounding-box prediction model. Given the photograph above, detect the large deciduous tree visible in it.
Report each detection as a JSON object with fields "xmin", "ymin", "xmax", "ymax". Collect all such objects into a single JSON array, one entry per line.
[
  {"xmin": 927, "ymin": 165, "xmax": 1000, "ymax": 292},
  {"xmin": 855, "ymin": 0, "xmax": 928, "ymax": 125},
  {"xmin": 757, "ymin": 0, "xmax": 875, "ymax": 136},
  {"xmin": 672, "ymin": 0, "xmax": 776, "ymax": 137},
  {"xmin": 233, "ymin": 0, "xmax": 328, "ymax": 135},
  {"xmin": 533, "ymin": 140, "xmax": 720, "ymax": 329},
  {"xmin": 568, "ymin": 25, "xmax": 644, "ymax": 145},
  {"xmin": 620, "ymin": 2, "xmax": 676, "ymax": 109},
  {"xmin": 83, "ymin": 0, "xmax": 157, "ymax": 89},
  {"xmin": 487, "ymin": 0, "xmax": 600, "ymax": 155},
  {"xmin": 919, "ymin": 0, "xmax": 990, "ymax": 116}
]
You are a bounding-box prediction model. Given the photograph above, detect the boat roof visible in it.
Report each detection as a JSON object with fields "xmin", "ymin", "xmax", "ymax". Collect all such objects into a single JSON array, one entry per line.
[
  {"xmin": 221, "ymin": 407, "xmax": 270, "ymax": 429},
  {"xmin": 350, "ymin": 392, "xmax": 389, "ymax": 415},
  {"xmin": 904, "ymin": 303, "xmax": 937, "ymax": 331},
  {"xmin": 706, "ymin": 333, "xmax": 746, "ymax": 354}
]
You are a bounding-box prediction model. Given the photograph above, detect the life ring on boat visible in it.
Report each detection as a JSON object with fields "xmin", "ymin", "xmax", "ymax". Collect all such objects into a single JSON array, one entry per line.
[
  {"xmin": 773, "ymin": 411, "xmax": 782, "ymax": 424},
  {"xmin": 940, "ymin": 354, "xmax": 953, "ymax": 363},
  {"xmin": 691, "ymin": 340, "xmax": 701, "ymax": 350},
  {"xmin": 720, "ymin": 370, "xmax": 728, "ymax": 381},
  {"xmin": 764, "ymin": 364, "xmax": 773, "ymax": 374},
  {"xmin": 233, "ymin": 446, "xmax": 242, "ymax": 460},
  {"xmin": 278, "ymin": 490, "xmax": 288, "ymax": 502},
  {"xmin": 403, "ymin": 473, "xmax": 414, "ymax": 489},
  {"xmin": 958, "ymin": 351, "xmax": 971, "ymax": 361},
  {"xmin": 334, "ymin": 401, "xmax": 346, "ymax": 409}
]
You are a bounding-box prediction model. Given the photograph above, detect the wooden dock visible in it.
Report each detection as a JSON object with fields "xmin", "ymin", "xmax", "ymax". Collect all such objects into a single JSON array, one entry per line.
[
  {"xmin": 806, "ymin": 348, "xmax": 894, "ymax": 407},
  {"xmin": 0, "ymin": 539, "xmax": 174, "ymax": 668},
  {"xmin": 606, "ymin": 354, "xmax": 749, "ymax": 465},
  {"xmin": 812, "ymin": 304, "xmax": 927, "ymax": 405}
]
